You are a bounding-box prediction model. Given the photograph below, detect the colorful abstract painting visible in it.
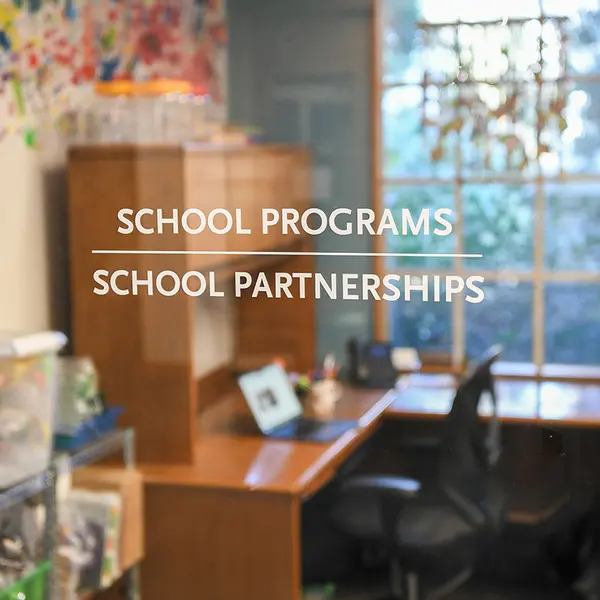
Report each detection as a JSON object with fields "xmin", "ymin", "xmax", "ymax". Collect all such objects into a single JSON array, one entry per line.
[{"xmin": 0, "ymin": 0, "xmax": 227, "ymax": 145}]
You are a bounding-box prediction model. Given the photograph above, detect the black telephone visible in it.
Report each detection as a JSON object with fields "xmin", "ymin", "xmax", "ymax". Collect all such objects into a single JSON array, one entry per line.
[{"xmin": 346, "ymin": 338, "xmax": 398, "ymax": 389}]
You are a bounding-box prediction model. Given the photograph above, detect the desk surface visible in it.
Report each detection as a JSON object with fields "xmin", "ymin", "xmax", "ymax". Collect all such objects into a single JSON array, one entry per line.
[
  {"xmin": 389, "ymin": 373, "xmax": 600, "ymax": 427},
  {"xmin": 143, "ymin": 375, "xmax": 600, "ymax": 493},
  {"xmin": 140, "ymin": 374, "xmax": 600, "ymax": 600},
  {"xmin": 142, "ymin": 386, "xmax": 395, "ymax": 494}
]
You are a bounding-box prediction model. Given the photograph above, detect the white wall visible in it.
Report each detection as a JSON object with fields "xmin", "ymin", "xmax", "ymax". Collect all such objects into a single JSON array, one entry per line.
[
  {"xmin": 0, "ymin": 136, "xmax": 233, "ymax": 378},
  {"xmin": 0, "ymin": 137, "xmax": 57, "ymax": 333}
]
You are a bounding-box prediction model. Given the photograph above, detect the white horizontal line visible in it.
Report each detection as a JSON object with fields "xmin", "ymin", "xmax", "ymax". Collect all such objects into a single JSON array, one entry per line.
[{"xmin": 91, "ymin": 250, "xmax": 483, "ymax": 258}]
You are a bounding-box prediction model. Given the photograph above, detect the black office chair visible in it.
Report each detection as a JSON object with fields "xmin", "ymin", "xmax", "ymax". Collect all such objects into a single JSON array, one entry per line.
[{"xmin": 331, "ymin": 346, "xmax": 505, "ymax": 600}]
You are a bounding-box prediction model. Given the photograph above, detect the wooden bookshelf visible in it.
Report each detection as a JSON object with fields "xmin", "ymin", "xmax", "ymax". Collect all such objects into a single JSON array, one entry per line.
[{"xmin": 68, "ymin": 144, "xmax": 316, "ymax": 464}]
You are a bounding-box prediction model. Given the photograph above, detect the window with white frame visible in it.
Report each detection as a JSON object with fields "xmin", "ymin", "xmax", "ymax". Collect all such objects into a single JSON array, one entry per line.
[{"xmin": 377, "ymin": 0, "xmax": 600, "ymax": 367}]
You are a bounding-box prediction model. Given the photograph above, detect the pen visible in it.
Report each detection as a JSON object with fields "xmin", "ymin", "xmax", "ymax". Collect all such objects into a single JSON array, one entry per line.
[{"xmin": 323, "ymin": 353, "xmax": 336, "ymax": 379}]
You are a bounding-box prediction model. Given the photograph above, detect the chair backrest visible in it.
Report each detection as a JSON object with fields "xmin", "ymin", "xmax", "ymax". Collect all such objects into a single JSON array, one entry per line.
[{"xmin": 438, "ymin": 346, "xmax": 502, "ymax": 518}]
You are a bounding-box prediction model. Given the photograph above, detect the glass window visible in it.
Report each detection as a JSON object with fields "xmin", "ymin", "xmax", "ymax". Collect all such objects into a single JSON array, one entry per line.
[
  {"xmin": 384, "ymin": 184, "xmax": 455, "ymax": 270},
  {"xmin": 463, "ymin": 184, "xmax": 535, "ymax": 271},
  {"xmin": 379, "ymin": 0, "xmax": 600, "ymax": 367},
  {"xmin": 389, "ymin": 277, "xmax": 453, "ymax": 354},
  {"xmin": 382, "ymin": 86, "xmax": 457, "ymax": 178},
  {"xmin": 545, "ymin": 284, "xmax": 600, "ymax": 364},
  {"xmin": 544, "ymin": 183, "xmax": 600, "ymax": 271},
  {"xmin": 466, "ymin": 281, "xmax": 534, "ymax": 362}
]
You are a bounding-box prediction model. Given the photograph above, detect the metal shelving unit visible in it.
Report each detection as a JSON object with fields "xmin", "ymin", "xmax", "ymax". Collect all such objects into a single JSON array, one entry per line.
[
  {"xmin": 60, "ymin": 429, "xmax": 135, "ymax": 472},
  {"xmin": 0, "ymin": 428, "xmax": 139, "ymax": 600},
  {"xmin": 0, "ymin": 471, "xmax": 52, "ymax": 513}
]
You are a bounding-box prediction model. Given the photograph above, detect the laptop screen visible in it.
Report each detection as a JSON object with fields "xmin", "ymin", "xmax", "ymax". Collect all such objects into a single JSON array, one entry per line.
[{"xmin": 238, "ymin": 364, "xmax": 303, "ymax": 434}]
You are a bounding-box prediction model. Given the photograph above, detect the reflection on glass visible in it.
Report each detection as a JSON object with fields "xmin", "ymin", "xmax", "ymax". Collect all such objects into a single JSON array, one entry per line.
[
  {"xmin": 389, "ymin": 277, "xmax": 452, "ymax": 353},
  {"xmin": 544, "ymin": 184, "xmax": 600, "ymax": 270},
  {"xmin": 384, "ymin": 185, "xmax": 455, "ymax": 269},
  {"xmin": 466, "ymin": 281, "xmax": 533, "ymax": 361},
  {"xmin": 545, "ymin": 284, "xmax": 600, "ymax": 365},
  {"xmin": 463, "ymin": 184, "xmax": 534, "ymax": 270}
]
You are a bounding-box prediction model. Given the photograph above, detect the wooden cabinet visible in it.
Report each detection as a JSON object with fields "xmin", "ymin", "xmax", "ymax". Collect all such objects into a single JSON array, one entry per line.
[
  {"xmin": 68, "ymin": 144, "xmax": 316, "ymax": 465},
  {"xmin": 183, "ymin": 150, "xmax": 229, "ymax": 270}
]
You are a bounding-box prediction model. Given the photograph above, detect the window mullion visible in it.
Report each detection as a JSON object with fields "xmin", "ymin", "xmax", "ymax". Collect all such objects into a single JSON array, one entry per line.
[
  {"xmin": 533, "ymin": 179, "xmax": 545, "ymax": 367},
  {"xmin": 452, "ymin": 24, "xmax": 465, "ymax": 368},
  {"xmin": 373, "ymin": 0, "xmax": 386, "ymax": 341},
  {"xmin": 453, "ymin": 179, "xmax": 465, "ymax": 368}
]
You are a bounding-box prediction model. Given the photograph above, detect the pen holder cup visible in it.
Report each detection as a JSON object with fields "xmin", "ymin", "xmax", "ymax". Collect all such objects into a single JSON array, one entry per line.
[{"xmin": 310, "ymin": 380, "xmax": 343, "ymax": 418}]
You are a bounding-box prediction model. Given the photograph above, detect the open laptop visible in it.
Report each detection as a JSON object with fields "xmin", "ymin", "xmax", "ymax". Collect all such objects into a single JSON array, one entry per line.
[{"xmin": 238, "ymin": 364, "xmax": 358, "ymax": 443}]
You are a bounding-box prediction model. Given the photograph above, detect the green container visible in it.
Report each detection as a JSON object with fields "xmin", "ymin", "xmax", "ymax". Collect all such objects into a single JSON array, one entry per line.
[{"xmin": 0, "ymin": 561, "xmax": 51, "ymax": 600}]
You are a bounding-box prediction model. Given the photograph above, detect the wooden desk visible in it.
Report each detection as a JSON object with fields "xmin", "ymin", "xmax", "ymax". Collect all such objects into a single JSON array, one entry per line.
[
  {"xmin": 537, "ymin": 381, "xmax": 600, "ymax": 427},
  {"xmin": 139, "ymin": 377, "xmax": 600, "ymax": 600},
  {"xmin": 388, "ymin": 377, "xmax": 540, "ymax": 424},
  {"xmin": 386, "ymin": 375, "xmax": 600, "ymax": 526},
  {"xmin": 387, "ymin": 374, "xmax": 600, "ymax": 427},
  {"xmin": 140, "ymin": 387, "xmax": 395, "ymax": 600}
]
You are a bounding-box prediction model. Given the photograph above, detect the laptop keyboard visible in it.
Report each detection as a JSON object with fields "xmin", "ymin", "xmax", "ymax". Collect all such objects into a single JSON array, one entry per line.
[
  {"xmin": 271, "ymin": 418, "xmax": 357, "ymax": 442},
  {"xmin": 295, "ymin": 419, "xmax": 324, "ymax": 439}
]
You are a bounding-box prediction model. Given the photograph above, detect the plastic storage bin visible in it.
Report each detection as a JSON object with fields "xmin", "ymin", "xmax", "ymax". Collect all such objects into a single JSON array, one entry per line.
[
  {"xmin": 130, "ymin": 80, "xmax": 192, "ymax": 143},
  {"xmin": 56, "ymin": 356, "xmax": 99, "ymax": 434},
  {"xmin": 189, "ymin": 85, "xmax": 212, "ymax": 141},
  {"xmin": 0, "ymin": 561, "xmax": 51, "ymax": 600},
  {"xmin": 0, "ymin": 331, "xmax": 66, "ymax": 487},
  {"xmin": 68, "ymin": 79, "xmax": 210, "ymax": 145},
  {"xmin": 93, "ymin": 81, "xmax": 135, "ymax": 143}
]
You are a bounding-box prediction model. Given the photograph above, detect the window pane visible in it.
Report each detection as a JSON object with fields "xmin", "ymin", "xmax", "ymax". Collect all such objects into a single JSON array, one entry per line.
[
  {"xmin": 382, "ymin": 86, "xmax": 457, "ymax": 178},
  {"xmin": 382, "ymin": 0, "xmax": 542, "ymax": 84},
  {"xmin": 545, "ymin": 283, "xmax": 600, "ymax": 364},
  {"xmin": 389, "ymin": 277, "xmax": 452, "ymax": 354},
  {"xmin": 384, "ymin": 185, "xmax": 455, "ymax": 269},
  {"xmin": 553, "ymin": 1, "xmax": 600, "ymax": 76},
  {"xmin": 463, "ymin": 184, "xmax": 535, "ymax": 271},
  {"xmin": 541, "ymin": 81, "xmax": 600, "ymax": 176},
  {"xmin": 460, "ymin": 84, "xmax": 539, "ymax": 179},
  {"xmin": 543, "ymin": 0, "xmax": 598, "ymax": 20},
  {"xmin": 381, "ymin": 0, "xmax": 422, "ymax": 84},
  {"xmin": 544, "ymin": 183, "xmax": 600, "ymax": 271},
  {"xmin": 466, "ymin": 281, "xmax": 533, "ymax": 361},
  {"xmin": 381, "ymin": 1, "xmax": 458, "ymax": 84}
]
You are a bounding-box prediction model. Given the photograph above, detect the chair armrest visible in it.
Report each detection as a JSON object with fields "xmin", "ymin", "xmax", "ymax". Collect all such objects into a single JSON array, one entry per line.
[
  {"xmin": 340, "ymin": 475, "xmax": 421, "ymax": 499},
  {"xmin": 332, "ymin": 475, "xmax": 421, "ymax": 541}
]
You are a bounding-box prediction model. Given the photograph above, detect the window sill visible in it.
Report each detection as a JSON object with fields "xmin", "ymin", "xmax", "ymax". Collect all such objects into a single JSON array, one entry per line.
[{"xmin": 417, "ymin": 362, "xmax": 600, "ymax": 383}]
